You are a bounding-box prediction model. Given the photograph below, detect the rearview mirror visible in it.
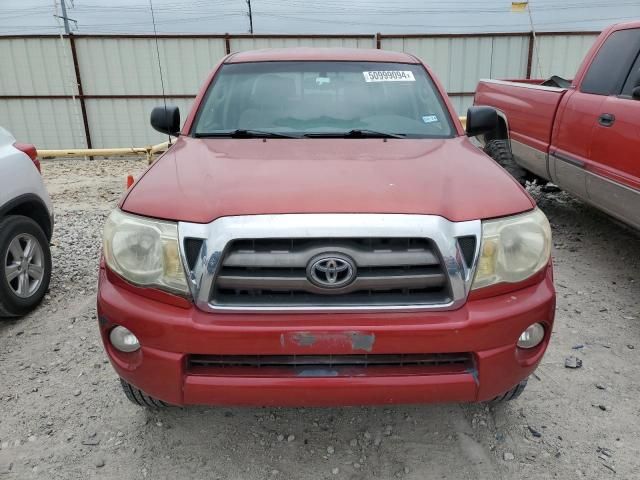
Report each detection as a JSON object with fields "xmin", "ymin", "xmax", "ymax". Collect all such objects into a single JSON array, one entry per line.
[
  {"xmin": 465, "ymin": 106, "xmax": 498, "ymax": 137},
  {"xmin": 632, "ymin": 86, "xmax": 640, "ymax": 100},
  {"xmin": 150, "ymin": 106, "xmax": 180, "ymax": 136}
]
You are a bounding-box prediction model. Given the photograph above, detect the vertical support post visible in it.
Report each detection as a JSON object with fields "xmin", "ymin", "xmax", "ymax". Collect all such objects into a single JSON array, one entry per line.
[
  {"xmin": 224, "ymin": 33, "xmax": 231, "ymax": 55},
  {"xmin": 525, "ymin": 31, "xmax": 534, "ymax": 79},
  {"xmin": 246, "ymin": 0, "xmax": 254, "ymax": 34},
  {"xmin": 376, "ymin": 32, "xmax": 381, "ymax": 49},
  {"xmin": 68, "ymin": 34, "xmax": 93, "ymax": 149}
]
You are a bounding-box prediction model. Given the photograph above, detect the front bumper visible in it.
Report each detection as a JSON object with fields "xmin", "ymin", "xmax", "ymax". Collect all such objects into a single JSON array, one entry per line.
[{"xmin": 97, "ymin": 265, "xmax": 555, "ymax": 406}]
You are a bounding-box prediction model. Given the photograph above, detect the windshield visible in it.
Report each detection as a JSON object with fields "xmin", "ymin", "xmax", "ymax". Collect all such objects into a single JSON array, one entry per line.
[{"xmin": 192, "ymin": 61, "xmax": 455, "ymax": 138}]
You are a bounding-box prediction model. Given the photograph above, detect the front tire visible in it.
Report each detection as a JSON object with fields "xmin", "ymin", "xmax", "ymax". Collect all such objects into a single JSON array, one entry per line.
[
  {"xmin": 119, "ymin": 379, "xmax": 170, "ymax": 408},
  {"xmin": 490, "ymin": 377, "xmax": 528, "ymax": 403},
  {"xmin": 484, "ymin": 140, "xmax": 528, "ymax": 186},
  {"xmin": 0, "ymin": 215, "xmax": 52, "ymax": 317}
]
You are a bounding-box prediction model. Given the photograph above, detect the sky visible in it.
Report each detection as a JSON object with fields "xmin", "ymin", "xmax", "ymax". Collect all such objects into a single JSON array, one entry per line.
[{"xmin": 1, "ymin": 0, "xmax": 640, "ymax": 36}]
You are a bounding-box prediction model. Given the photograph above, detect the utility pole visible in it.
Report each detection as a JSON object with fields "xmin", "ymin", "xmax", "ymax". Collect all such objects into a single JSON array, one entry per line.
[
  {"xmin": 246, "ymin": 0, "xmax": 254, "ymax": 34},
  {"xmin": 56, "ymin": 0, "xmax": 77, "ymax": 34}
]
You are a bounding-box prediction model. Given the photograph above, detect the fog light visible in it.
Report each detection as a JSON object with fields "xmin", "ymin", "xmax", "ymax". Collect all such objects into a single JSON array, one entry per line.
[
  {"xmin": 109, "ymin": 326, "xmax": 140, "ymax": 352},
  {"xmin": 517, "ymin": 323, "xmax": 545, "ymax": 349}
]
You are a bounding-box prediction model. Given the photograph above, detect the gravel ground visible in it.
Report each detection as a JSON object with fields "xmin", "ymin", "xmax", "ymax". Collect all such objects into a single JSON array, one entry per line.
[{"xmin": 0, "ymin": 157, "xmax": 638, "ymax": 479}]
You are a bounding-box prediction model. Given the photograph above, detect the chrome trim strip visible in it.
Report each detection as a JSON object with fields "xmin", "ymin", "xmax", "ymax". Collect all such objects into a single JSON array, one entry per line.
[
  {"xmin": 553, "ymin": 151, "xmax": 585, "ymax": 168},
  {"xmin": 178, "ymin": 214, "xmax": 481, "ymax": 313},
  {"xmin": 479, "ymin": 78, "xmax": 567, "ymax": 92}
]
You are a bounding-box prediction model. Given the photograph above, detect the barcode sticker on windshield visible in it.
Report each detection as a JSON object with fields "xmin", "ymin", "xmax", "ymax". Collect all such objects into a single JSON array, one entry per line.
[{"xmin": 363, "ymin": 71, "xmax": 415, "ymax": 82}]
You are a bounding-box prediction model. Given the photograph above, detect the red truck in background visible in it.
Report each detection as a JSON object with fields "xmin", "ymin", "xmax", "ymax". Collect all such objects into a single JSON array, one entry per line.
[{"xmin": 475, "ymin": 21, "xmax": 640, "ymax": 230}]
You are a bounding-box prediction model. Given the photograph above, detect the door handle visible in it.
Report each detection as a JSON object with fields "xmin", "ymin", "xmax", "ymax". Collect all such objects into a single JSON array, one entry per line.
[{"xmin": 598, "ymin": 113, "xmax": 615, "ymax": 127}]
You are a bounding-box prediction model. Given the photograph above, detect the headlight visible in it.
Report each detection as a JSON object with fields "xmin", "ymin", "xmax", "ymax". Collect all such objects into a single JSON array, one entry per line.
[
  {"xmin": 103, "ymin": 209, "xmax": 189, "ymax": 295},
  {"xmin": 472, "ymin": 208, "xmax": 551, "ymax": 290}
]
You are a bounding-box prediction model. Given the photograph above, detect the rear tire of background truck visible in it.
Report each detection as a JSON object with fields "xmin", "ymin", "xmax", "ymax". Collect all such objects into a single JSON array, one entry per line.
[
  {"xmin": 0, "ymin": 215, "xmax": 52, "ymax": 318},
  {"xmin": 120, "ymin": 378, "xmax": 170, "ymax": 408},
  {"xmin": 490, "ymin": 377, "xmax": 529, "ymax": 403},
  {"xmin": 484, "ymin": 140, "xmax": 529, "ymax": 186}
]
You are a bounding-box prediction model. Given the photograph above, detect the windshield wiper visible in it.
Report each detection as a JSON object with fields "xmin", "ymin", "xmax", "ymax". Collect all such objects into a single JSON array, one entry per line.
[
  {"xmin": 304, "ymin": 129, "xmax": 406, "ymax": 139},
  {"xmin": 193, "ymin": 129, "xmax": 300, "ymax": 139}
]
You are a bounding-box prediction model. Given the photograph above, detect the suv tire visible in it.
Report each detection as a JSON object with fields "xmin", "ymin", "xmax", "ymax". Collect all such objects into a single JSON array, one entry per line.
[
  {"xmin": 0, "ymin": 215, "xmax": 52, "ymax": 317},
  {"xmin": 490, "ymin": 377, "xmax": 529, "ymax": 403},
  {"xmin": 484, "ymin": 140, "xmax": 529, "ymax": 186},
  {"xmin": 120, "ymin": 378, "xmax": 170, "ymax": 408}
]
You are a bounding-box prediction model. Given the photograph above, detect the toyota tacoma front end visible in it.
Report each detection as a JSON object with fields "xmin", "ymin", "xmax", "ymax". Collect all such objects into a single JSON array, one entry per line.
[{"xmin": 97, "ymin": 48, "xmax": 555, "ymax": 407}]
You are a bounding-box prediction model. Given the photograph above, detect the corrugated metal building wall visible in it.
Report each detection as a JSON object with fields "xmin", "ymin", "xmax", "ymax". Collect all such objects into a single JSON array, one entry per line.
[
  {"xmin": 380, "ymin": 34, "xmax": 533, "ymax": 113},
  {"xmin": 0, "ymin": 37, "xmax": 87, "ymax": 148},
  {"xmin": 0, "ymin": 32, "xmax": 599, "ymax": 149}
]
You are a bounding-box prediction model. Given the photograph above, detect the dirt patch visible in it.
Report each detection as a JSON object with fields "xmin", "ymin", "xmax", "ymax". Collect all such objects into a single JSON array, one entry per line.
[{"xmin": 0, "ymin": 158, "xmax": 638, "ymax": 479}]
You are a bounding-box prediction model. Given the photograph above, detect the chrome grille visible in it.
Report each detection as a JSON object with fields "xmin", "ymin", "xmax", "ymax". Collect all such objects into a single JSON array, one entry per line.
[
  {"xmin": 178, "ymin": 214, "xmax": 481, "ymax": 312},
  {"xmin": 211, "ymin": 238, "xmax": 452, "ymax": 307}
]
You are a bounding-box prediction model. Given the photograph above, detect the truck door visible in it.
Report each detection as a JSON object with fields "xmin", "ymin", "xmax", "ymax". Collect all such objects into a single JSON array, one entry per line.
[
  {"xmin": 587, "ymin": 29, "xmax": 640, "ymax": 229},
  {"xmin": 551, "ymin": 28, "xmax": 640, "ymax": 207}
]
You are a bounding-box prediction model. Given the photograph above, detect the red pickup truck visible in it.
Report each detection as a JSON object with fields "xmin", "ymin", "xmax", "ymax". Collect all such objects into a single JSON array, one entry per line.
[
  {"xmin": 475, "ymin": 21, "xmax": 640, "ymax": 230},
  {"xmin": 98, "ymin": 48, "xmax": 555, "ymax": 408}
]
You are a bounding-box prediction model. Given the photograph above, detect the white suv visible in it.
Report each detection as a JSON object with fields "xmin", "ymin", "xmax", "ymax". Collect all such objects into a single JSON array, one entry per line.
[{"xmin": 0, "ymin": 127, "xmax": 53, "ymax": 317}]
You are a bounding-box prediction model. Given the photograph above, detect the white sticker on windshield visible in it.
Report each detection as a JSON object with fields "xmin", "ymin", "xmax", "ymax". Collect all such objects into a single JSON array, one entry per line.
[
  {"xmin": 422, "ymin": 115, "xmax": 439, "ymax": 123},
  {"xmin": 363, "ymin": 71, "xmax": 415, "ymax": 82}
]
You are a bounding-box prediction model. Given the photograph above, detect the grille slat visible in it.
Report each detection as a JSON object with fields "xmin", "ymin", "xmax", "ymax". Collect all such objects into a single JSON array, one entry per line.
[
  {"xmin": 211, "ymin": 238, "xmax": 451, "ymax": 308},
  {"xmin": 216, "ymin": 271, "xmax": 446, "ymax": 294},
  {"xmin": 224, "ymin": 247, "xmax": 439, "ymax": 269}
]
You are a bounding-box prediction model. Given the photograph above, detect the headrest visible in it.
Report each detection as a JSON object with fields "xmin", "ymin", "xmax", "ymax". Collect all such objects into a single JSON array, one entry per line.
[{"xmin": 253, "ymin": 74, "xmax": 296, "ymax": 102}]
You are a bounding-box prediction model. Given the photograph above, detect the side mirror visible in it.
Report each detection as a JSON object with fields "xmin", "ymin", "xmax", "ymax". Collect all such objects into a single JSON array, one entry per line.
[
  {"xmin": 632, "ymin": 86, "xmax": 640, "ymax": 100},
  {"xmin": 150, "ymin": 106, "xmax": 180, "ymax": 136},
  {"xmin": 465, "ymin": 106, "xmax": 498, "ymax": 137}
]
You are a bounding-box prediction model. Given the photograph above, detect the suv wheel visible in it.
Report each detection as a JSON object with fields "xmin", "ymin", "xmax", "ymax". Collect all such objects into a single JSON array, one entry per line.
[
  {"xmin": 484, "ymin": 140, "xmax": 529, "ymax": 186},
  {"xmin": 120, "ymin": 379, "xmax": 169, "ymax": 408},
  {"xmin": 0, "ymin": 216, "xmax": 52, "ymax": 317},
  {"xmin": 490, "ymin": 377, "xmax": 529, "ymax": 403}
]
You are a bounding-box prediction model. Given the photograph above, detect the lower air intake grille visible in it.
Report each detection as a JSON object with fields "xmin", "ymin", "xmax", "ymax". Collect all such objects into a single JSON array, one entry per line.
[{"xmin": 188, "ymin": 353, "xmax": 473, "ymax": 369}]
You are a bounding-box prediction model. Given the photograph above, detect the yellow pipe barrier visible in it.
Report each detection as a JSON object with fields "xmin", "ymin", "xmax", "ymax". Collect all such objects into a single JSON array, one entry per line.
[
  {"xmin": 39, "ymin": 140, "xmax": 172, "ymax": 164},
  {"xmin": 38, "ymin": 147, "xmax": 149, "ymax": 158}
]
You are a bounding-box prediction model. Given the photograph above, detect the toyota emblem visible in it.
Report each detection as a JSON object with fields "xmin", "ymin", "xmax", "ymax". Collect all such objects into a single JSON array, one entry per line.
[{"xmin": 307, "ymin": 253, "xmax": 356, "ymax": 289}]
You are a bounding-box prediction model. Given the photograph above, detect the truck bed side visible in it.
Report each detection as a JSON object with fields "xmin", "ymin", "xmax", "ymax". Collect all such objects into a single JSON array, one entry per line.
[{"xmin": 474, "ymin": 79, "xmax": 567, "ymax": 180}]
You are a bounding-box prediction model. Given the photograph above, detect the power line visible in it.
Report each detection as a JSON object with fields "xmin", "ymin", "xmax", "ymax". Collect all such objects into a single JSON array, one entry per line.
[
  {"xmin": 149, "ymin": 0, "xmax": 170, "ymax": 144},
  {"xmin": 2, "ymin": 0, "xmax": 638, "ymax": 35}
]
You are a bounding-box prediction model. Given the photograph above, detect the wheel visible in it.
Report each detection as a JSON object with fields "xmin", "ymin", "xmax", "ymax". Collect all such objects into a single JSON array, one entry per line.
[
  {"xmin": 0, "ymin": 215, "xmax": 52, "ymax": 317},
  {"xmin": 119, "ymin": 378, "xmax": 170, "ymax": 408},
  {"xmin": 484, "ymin": 139, "xmax": 529, "ymax": 186},
  {"xmin": 490, "ymin": 377, "xmax": 529, "ymax": 403}
]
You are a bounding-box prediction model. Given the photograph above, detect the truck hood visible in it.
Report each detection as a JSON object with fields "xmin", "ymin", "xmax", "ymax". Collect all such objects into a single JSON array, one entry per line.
[{"xmin": 122, "ymin": 136, "xmax": 534, "ymax": 223}]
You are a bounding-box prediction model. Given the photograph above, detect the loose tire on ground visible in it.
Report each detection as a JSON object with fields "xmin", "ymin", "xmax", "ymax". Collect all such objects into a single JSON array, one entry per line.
[
  {"xmin": 490, "ymin": 377, "xmax": 529, "ymax": 403},
  {"xmin": 0, "ymin": 215, "xmax": 52, "ymax": 317},
  {"xmin": 120, "ymin": 378, "xmax": 170, "ymax": 408},
  {"xmin": 484, "ymin": 139, "xmax": 529, "ymax": 186}
]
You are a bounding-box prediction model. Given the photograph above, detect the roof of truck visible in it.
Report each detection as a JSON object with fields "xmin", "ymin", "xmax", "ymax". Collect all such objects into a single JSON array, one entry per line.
[
  {"xmin": 610, "ymin": 20, "xmax": 640, "ymax": 31},
  {"xmin": 225, "ymin": 47, "xmax": 419, "ymax": 64}
]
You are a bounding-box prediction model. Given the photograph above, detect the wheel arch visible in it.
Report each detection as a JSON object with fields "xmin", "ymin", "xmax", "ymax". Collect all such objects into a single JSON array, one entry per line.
[
  {"xmin": 477, "ymin": 108, "xmax": 510, "ymax": 148},
  {"xmin": 0, "ymin": 194, "xmax": 53, "ymax": 241}
]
